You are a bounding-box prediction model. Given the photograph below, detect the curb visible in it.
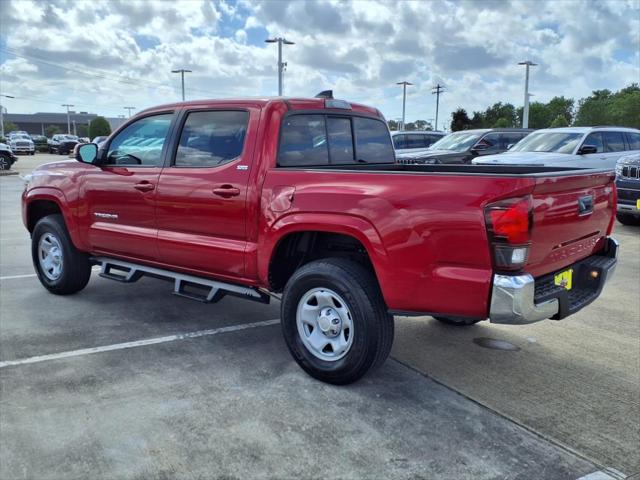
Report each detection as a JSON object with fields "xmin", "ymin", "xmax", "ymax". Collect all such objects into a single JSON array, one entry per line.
[{"xmin": 0, "ymin": 170, "xmax": 19, "ymax": 176}]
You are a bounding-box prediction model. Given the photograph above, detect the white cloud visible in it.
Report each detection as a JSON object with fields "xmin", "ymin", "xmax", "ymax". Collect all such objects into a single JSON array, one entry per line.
[{"xmin": 0, "ymin": 0, "xmax": 637, "ymax": 126}]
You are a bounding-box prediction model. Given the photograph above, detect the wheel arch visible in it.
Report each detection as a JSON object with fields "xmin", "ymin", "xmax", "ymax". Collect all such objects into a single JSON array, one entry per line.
[
  {"xmin": 261, "ymin": 213, "xmax": 391, "ymax": 295},
  {"xmin": 24, "ymin": 189, "xmax": 83, "ymax": 249}
]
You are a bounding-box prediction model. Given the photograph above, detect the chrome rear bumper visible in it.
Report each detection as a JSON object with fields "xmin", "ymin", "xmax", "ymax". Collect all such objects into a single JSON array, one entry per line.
[{"xmin": 489, "ymin": 237, "xmax": 618, "ymax": 325}]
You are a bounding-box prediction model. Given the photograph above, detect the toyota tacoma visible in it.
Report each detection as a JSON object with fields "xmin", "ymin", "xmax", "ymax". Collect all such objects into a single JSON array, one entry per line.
[{"xmin": 22, "ymin": 94, "xmax": 618, "ymax": 384}]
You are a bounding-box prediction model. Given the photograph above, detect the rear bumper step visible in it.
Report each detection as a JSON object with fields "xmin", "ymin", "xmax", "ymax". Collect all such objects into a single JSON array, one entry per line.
[
  {"xmin": 489, "ymin": 237, "xmax": 618, "ymax": 325},
  {"xmin": 94, "ymin": 257, "xmax": 270, "ymax": 305}
]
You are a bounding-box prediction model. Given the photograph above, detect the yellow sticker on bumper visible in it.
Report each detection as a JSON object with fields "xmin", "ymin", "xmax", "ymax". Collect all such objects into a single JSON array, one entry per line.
[
  {"xmin": 554, "ymin": 269, "xmax": 573, "ymax": 290},
  {"xmin": 636, "ymin": 199, "xmax": 640, "ymax": 209}
]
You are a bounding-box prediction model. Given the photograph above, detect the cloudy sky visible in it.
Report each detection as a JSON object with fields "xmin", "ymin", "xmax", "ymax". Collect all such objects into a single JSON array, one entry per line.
[{"xmin": 1, "ymin": 0, "xmax": 638, "ymax": 128}]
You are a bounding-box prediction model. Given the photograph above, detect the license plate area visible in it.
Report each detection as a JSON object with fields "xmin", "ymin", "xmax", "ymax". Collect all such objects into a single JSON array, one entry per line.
[{"xmin": 554, "ymin": 269, "xmax": 573, "ymax": 290}]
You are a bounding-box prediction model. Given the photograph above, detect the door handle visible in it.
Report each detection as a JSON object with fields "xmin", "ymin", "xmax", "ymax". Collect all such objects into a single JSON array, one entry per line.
[
  {"xmin": 213, "ymin": 185, "xmax": 241, "ymax": 198},
  {"xmin": 134, "ymin": 181, "xmax": 155, "ymax": 192}
]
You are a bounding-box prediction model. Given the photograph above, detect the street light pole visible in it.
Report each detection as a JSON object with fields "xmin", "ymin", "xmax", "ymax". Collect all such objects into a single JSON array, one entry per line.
[
  {"xmin": 0, "ymin": 94, "xmax": 15, "ymax": 138},
  {"xmin": 124, "ymin": 106, "xmax": 136, "ymax": 118},
  {"xmin": 396, "ymin": 81, "xmax": 413, "ymax": 131},
  {"xmin": 432, "ymin": 84, "xmax": 445, "ymax": 132},
  {"xmin": 171, "ymin": 69, "xmax": 192, "ymax": 101},
  {"xmin": 265, "ymin": 37, "xmax": 295, "ymax": 96},
  {"xmin": 62, "ymin": 104, "xmax": 74, "ymax": 134},
  {"xmin": 518, "ymin": 60, "xmax": 537, "ymax": 128}
]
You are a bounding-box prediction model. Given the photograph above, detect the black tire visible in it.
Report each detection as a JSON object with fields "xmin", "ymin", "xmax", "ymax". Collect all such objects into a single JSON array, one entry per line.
[
  {"xmin": 433, "ymin": 316, "xmax": 482, "ymax": 326},
  {"xmin": 616, "ymin": 213, "xmax": 640, "ymax": 226},
  {"xmin": 281, "ymin": 258, "xmax": 394, "ymax": 385},
  {"xmin": 0, "ymin": 155, "xmax": 10, "ymax": 170},
  {"xmin": 32, "ymin": 214, "xmax": 91, "ymax": 295}
]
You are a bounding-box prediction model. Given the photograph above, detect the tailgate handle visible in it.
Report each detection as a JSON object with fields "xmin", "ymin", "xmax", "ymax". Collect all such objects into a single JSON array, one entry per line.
[{"xmin": 578, "ymin": 195, "xmax": 593, "ymax": 216}]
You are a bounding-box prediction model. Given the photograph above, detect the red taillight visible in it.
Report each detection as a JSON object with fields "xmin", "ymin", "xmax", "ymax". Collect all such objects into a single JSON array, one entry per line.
[{"xmin": 485, "ymin": 196, "xmax": 533, "ymax": 271}]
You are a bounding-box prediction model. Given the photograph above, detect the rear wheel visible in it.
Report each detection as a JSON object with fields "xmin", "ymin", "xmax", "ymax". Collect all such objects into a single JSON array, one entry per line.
[
  {"xmin": 281, "ymin": 258, "xmax": 394, "ymax": 385},
  {"xmin": 616, "ymin": 213, "xmax": 640, "ymax": 226},
  {"xmin": 433, "ymin": 316, "xmax": 482, "ymax": 326},
  {"xmin": 32, "ymin": 214, "xmax": 91, "ymax": 295}
]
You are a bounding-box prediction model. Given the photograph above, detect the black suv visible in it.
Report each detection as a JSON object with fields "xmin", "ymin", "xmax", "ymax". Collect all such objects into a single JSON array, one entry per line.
[
  {"xmin": 616, "ymin": 153, "xmax": 640, "ymax": 226},
  {"xmin": 395, "ymin": 128, "xmax": 533, "ymax": 164},
  {"xmin": 48, "ymin": 134, "xmax": 79, "ymax": 155}
]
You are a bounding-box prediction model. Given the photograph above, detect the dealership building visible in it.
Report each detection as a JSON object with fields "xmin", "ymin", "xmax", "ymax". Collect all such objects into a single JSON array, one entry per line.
[{"xmin": 2, "ymin": 111, "xmax": 126, "ymax": 136}]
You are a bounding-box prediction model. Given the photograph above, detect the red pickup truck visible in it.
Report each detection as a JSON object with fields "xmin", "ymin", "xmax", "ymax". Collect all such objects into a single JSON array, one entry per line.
[{"xmin": 22, "ymin": 94, "xmax": 618, "ymax": 384}]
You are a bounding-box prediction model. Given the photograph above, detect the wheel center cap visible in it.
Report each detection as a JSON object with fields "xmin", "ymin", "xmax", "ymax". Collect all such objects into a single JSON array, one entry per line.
[{"xmin": 318, "ymin": 307, "xmax": 341, "ymax": 336}]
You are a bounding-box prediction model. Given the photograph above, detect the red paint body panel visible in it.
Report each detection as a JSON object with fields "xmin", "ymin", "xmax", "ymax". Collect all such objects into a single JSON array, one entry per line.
[{"xmin": 22, "ymin": 98, "xmax": 616, "ymax": 319}]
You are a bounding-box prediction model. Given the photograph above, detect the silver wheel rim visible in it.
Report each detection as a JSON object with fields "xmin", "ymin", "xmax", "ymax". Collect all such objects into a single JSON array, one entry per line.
[
  {"xmin": 296, "ymin": 287, "xmax": 354, "ymax": 361},
  {"xmin": 38, "ymin": 233, "xmax": 63, "ymax": 281},
  {"xmin": 0, "ymin": 158, "xmax": 7, "ymax": 170}
]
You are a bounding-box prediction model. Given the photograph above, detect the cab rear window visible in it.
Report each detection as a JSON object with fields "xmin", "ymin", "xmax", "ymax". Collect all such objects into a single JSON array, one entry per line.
[{"xmin": 278, "ymin": 114, "xmax": 393, "ymax": 167}]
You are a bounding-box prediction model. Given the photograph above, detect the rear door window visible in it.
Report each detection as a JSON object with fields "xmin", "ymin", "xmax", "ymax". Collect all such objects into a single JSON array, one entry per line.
[
  {"xmin": 583, "ymin": 132, "xmax": 604, "ymax": 153},
  {"xmin": 175, "ymin": 110, "xmax": 248, "ymax": 167},
  {"xmin": 278, "ymin": 115, "xmax": 329, "ymax": 167},
  {"xmin": 353, "ymin": 117, "xmax": 394, "ymax": 164},
  {"xmin": 626, "ymin": 132, "xmax": 640, "ymax": 150},
  {"xmin": 393, "ymin": 134, "xmax": 408, "ymax": 149},
  {"xmin": 603, "ymin": 131, "xmax": 626, "ymax": 152}
]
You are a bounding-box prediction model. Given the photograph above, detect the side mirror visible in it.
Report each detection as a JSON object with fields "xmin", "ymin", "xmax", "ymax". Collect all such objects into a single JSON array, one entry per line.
[
  {"xmin": 76, "ymin": 143, "xmax": 98, "ymax": 164},
  {"xmin": 578, "ymin": 145, "xmax": 598, "ymax": 155}
]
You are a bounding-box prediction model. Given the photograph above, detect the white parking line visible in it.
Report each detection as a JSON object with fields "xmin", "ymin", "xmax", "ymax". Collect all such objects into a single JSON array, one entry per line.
[
  {"xmin": 0, "ymin": 318, "xmax": 280, "ymax": 369},
  {"xmin": 1, "ymin": 267, "xmax": 101, "ymax": 281},
  {"xmin": 576, "ymin": 468, "xmax": 627, "ymax": 480},
  {"xmin": 0, "ymin": 273, "xmax": 38, "ymax": 280}
]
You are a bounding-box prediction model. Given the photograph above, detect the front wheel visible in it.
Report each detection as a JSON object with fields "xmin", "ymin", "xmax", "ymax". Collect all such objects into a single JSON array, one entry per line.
[
  {"xmin": 281, "ymin": 258, "xmax": 394, "ymax": 385},
  {"xmin": 0, "ymin": 155, "xmax": 10, "ymax": 170},
  {"xmin": 32, "ymin": 214, "xmax": 92, "ymax": 295}
]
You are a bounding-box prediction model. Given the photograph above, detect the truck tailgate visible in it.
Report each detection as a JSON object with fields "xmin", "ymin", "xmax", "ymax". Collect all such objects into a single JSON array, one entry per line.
[{"xmin": 526, "ymin": 170, "xmax": 616, "ymax": 278}]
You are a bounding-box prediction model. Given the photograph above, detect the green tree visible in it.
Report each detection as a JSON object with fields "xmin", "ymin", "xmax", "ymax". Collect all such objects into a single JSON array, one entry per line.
[
  {"xmin": 77, "ymin": 124, "xmax": 89, "ymax": 138},
  {"xmin": 414, "ymin": 120, "xmax": 428, "ymax": 130},
  {"xmin": 546, "ymin": 96, "xmax": 574, "ymax": 125},
  {"xmin": 609, "ymin": 85, "xmax": 640, "ymax": 129},
  {"xmin": 45, "ymin": 125, "xmax": 61, "ymax": 137},
  {"xmin": 387, "ymin": 119, "xmax": 399, "ymax": 131},
  {"xmin": 574, "ymin": 89, "xmax": 613, "ymax": 126},
  {"xmin": 3, "ymin": 121, "xmax": 18, "ymax": 134},
  {"xmin": 549, "ymin": 114, "xmax": 569, "ymax": 128},
  {"xmin": 450, "ymin": 108, "xmax": 472, "ymax": 131},
  {"xmin": 88, "ymin": 116, "xmax": 111, "ymax": 138}
]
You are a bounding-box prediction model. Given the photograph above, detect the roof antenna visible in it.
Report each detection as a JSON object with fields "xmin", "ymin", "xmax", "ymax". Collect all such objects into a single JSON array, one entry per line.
[{"xmin": 315, "ymin": 90, "xmax": 333, "ymax": 99}]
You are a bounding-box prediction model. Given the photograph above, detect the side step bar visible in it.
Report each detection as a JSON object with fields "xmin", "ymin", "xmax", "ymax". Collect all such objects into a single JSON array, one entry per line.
[{"xmin": 93, "ymin": 257, "xmax": 269, "ymax": 305}]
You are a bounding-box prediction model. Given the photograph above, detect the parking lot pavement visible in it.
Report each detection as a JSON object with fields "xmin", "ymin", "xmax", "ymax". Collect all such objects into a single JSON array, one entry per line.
[
  {"xmin": 0, "ymin": 154, "xmax": 633, "ymax": 479},
  {"xmin": 393, "ymin": 225, "xmax": 640, "ymax": 474}
]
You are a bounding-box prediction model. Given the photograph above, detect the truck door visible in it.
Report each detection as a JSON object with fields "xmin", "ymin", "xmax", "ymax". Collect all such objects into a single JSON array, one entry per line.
[
  {"xmin": 154, "ymin": 108, "xmax": 259, "ymax": 280},
  {"xmin": 81, "ymin": 112, "xmax": 174, "ymax": 261}
]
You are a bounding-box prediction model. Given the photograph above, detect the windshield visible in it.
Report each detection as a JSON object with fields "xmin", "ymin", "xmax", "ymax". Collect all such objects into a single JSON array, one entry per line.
[
  {"xmin": 62, "ymin": 135, "xmax": 78, "ymax": 141},
  {"xmin": 509, "ymin": 132, "xmax": 582, "ymax": 154},
  {"xmin": 429, "ymin": 132, "xmax": 483, "ymax": 152}
]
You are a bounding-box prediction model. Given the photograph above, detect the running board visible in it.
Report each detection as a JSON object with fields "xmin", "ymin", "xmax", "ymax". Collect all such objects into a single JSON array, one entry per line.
[{"xmin": 93, "ymin": 257, "xmax": 269, "ymax": 305}]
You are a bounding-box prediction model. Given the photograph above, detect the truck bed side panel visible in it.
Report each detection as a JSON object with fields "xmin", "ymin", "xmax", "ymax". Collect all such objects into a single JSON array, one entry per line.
[{"xmin": 260, "ymin": 169, "xmax": 536, "ymax": 318}]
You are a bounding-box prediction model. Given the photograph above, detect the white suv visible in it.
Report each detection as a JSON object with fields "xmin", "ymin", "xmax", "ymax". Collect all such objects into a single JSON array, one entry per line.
[{"xmin": 473, "ymin": 126, "xmax": 640, "ymax": 169}]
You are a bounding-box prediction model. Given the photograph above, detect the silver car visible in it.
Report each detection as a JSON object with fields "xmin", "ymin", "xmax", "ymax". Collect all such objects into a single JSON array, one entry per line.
[{"xmin": 473, "ymin": 126, "xmax": 640, "ymax": 169}]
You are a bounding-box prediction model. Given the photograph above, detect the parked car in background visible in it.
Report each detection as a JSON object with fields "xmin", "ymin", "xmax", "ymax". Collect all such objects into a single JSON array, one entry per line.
[
  {"xmin": 8, "ymin": 130, "xmax": 29, "ymax": 139},
  {"xmin": 31, "ymin": 135, "xmax": 49, "ymax": 152},
  {"xmin": 392, "ymin": 131, "xmax": 446, "ymax": 155},
  {"xmin": 615, "ymin": 153, "xmax": 640, "ymax": 226},
  {"xmin": 91, "ymin": 135, "xmax": 108, "ymax": 147},
  {"xmin": 0, "ymin": 142, "xmax": 18, "ymax": 170},
  {"xmin": 48, "ymin": 134, "xmax": 79, "ymax": 155},
  {"xmin": 396, "ymin": 128, "xmax": 532, "ymax": 164},
  {"xmin": 473, "ymin": 127, "xmax": 640, "ymax": 169},
  {"xmin": 8, "ymin": 134, "xmax": 35, "ymax": 155}
]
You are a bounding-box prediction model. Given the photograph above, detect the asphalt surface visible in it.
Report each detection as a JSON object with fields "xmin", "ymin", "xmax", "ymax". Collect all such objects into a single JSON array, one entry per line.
[{"xmin": 0, "ymin": 153, "xmax": 636, "ymax": 479}]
